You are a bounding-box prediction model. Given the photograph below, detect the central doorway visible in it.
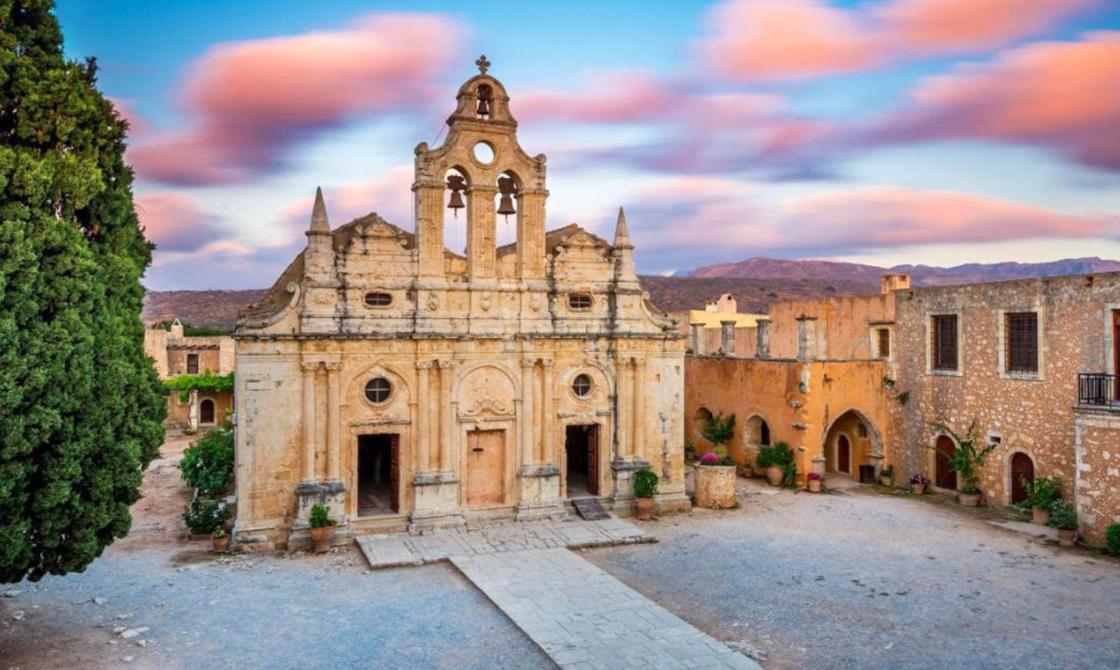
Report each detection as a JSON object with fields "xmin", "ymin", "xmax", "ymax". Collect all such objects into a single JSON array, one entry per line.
[
  {"xmin": 466, "ymin": 429, "xmax": 505, "ymax": 508},
  {"xmin": 357, "ymin": 434, "xmax": 398, "ymax": 516},
  {"xmin": 565, "ymin": 424, "xmax": 599, "ymax": 498}
]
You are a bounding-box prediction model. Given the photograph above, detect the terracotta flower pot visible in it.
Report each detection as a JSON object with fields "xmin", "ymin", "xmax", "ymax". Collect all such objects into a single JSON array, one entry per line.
[
  {"xmin": 1032, "ymin": 506, "xmax": 1051, "ymax": 526},
  {"xmin": 634, "ymin": 497, "xmax": 655, "ymax": 521},
  {"xmin": 958, "ymin": 492, "xmax": 981, "ymax": 507},
  {"xmin": 880, "ymin": 476, "xmax": 892, "ymax": 487},
  {"xmin": 309, "ymin": 526, "xmax": 335, "ymax": 554},
  {"xmin": 808, "ymin": 479, "xmax": 822, "ymax": 493},
  {"xmin": 766, "ymin": 465, "xmax": 784, "ymax": 487},
  {"xmin": 211, "ymin": 534, "xmax": 230, "ymax": 553},
  {"xmin": 1058, "ymin": 528, "xmax": 1076, "ymax": 547},
  {"xmin": 911, "ymin": 483, "xmax": 926, "ymax": 495}
]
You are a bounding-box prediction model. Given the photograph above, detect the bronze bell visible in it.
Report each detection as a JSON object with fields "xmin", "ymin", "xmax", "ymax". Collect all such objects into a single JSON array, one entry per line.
[
  {"xmin": 497, "ymin": 176, "xmax": 517, "ymax": 219},
  {"xmin": 476, "ymin": 97, "xmax": 491, "ymax": 117},
  {"xmin": 446, "ymin": 174, "xmax": 466, "ymax": 216}
]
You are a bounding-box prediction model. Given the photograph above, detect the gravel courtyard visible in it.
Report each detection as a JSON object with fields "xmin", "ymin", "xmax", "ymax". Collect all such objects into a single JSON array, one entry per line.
[
  {"xmin": 3, "ymin": 439, "xmax": 1118, "ymax": 670},
  {"xmin": 590, "ymin": 478, "xmax": 1120, "ymax": 670}
]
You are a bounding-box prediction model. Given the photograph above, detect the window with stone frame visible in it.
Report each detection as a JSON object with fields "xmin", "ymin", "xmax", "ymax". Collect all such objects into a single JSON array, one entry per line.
[
  {"xmin": 186, "ymin": 353, "xmax": 199, "ymax": 374},
  {"xmin": 930, "ymin": 315, "xmax": 958, "ymax": 371},
  {"xmin": 1005, "ymin": 311, "xmax": 1039, "ymax": 374},
  {"xmin": 877, "ymin": 328, "xmax": 891, "ymax": 359},
  {"xmin": 568, "ymin": 293, "xmax": 592, "ymax": 310}
]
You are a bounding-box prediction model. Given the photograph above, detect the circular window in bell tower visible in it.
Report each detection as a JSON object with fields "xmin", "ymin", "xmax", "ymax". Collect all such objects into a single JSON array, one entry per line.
[{"xmin": 473, "ymin": 141, "xmax": 495, "ymax": 165}]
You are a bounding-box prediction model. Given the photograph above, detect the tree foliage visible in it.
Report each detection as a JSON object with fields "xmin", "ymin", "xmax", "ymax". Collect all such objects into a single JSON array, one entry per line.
[
  {"xmin": 0, "ymin": 0, "xmax": 166, "ymax": 582},
  {"xmin": 930, "ymin": 421, "xmax": 996, "ymax": 495}
]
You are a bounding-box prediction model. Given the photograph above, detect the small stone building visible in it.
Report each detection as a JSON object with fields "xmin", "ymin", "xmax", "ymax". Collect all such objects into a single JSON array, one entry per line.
[
  {"xmin": 144, "ymin": 319, "xmax": 235, "ymax": 430},
  {"xmin": 232, "ymin": 59, "xmax": 687, "ymax": 549},
  {"xmin": 686, "ymin": 271, "xmax": 1120, "ymax": 546}
]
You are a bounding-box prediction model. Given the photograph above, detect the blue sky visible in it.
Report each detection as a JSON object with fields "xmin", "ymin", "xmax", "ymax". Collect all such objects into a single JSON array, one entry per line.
[{"xmin": 55, "ymin": 0, "xmax": 1120, "ymax": 288}]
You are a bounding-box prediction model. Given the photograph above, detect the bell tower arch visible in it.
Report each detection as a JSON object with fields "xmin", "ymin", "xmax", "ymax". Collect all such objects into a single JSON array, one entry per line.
[{"xmin": 413, "ymin": 55, "xmax": 549, "ymax": 280}]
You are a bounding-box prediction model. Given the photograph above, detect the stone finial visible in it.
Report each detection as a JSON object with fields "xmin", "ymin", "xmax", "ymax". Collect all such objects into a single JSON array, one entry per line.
[
  {"xmin": 475, "ymin": 54, "xmax": 491, "ymax": 74},
  {"xmin": 613, "ymin": 207, "xmax": 633, "ymax": 249},
  {"xmin": 310, "ymin": 186, "xmax": 330, "ymax": 233}
]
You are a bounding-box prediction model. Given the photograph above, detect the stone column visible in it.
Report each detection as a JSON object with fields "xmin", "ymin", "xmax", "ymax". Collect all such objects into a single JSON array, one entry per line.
[
  {"xmin": 188, "ymin": 389, "xmax": 199, "ymax": 433},
  {"xmin": 756, "ymin": 318, "xmax": 771, "ymax": 359},
  {"xmin": 796, "ymin": 315, "xmax": 817, "ymax": 361},
  {"xmin": 720, "ymin": 320, "xmax": 736, "ymax": 356},
  {"xmin": 416, "ymin": 361, "xmax": 433, "ymax": 473},
  {"xmin": 438, "ymin": 359, "xmax": 455, "ymax": 472},
  {"xmin": 325, "ymin": 362, "xmax": 342, "ymax": 482},
  {"xmin": 520, "ymin": 359, "xmax": 535, "ymax": 468},
  {"xmin": 300, "ymin": 361, "xmax": 319, "ymax": 481},
  {"xmin": 618, "ymin": 357, "xmax": 632, "ymax": 460},
  {"xmin": 414, "ymin": 180, "xmax": 445, "ymax": 278},
  {"xmin": 541, "ymin": 359, "xmax": 554, "ymax": 466},
  {"xmin": 632, "ymin": 357, "xmax": 645, "ymax": 461},
  {"xmin": 516, "ymin": 189, "xmax": 547, "ymax": 279},
  {"xmin": 467, "ymin": 185, "xmax": 497, "ymax": 279},
  {"xmin": 689, "ymin": 323, "xmax": 702, "ymax": 355}
]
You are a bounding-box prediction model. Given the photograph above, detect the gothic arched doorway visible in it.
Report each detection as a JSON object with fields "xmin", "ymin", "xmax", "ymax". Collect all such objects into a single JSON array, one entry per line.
[
  {"xmin": 1010, "ymin": 452, "xmax": 1035, "ymax": 505},
  {"xmin": 935, "ymin": 435, "xmax": 957, "ymax": 490}
]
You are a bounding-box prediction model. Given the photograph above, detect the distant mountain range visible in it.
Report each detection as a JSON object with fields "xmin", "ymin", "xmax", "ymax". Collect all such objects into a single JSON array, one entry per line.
[
  {"xmin": 142, "ymin": 256, "xmax": 1120, "ymax": 331},
  {"xmin": 686, "ymin": 256, "xmax": 1120, "ymax": 285}
]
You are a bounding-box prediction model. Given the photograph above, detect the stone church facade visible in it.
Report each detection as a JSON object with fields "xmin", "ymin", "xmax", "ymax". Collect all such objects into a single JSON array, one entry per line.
[{"xmin": 232, "ymin": 59, "xmax": 687, "ymax": 549}]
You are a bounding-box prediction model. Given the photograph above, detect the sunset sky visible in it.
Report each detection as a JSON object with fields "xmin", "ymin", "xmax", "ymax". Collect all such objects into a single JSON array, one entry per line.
[{"xmin": 56, "ymin": 0, "xmax": 1120, "ymax": 289}]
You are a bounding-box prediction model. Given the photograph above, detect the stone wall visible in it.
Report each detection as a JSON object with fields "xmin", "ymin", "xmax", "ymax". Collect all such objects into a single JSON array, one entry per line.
[
  {"xmin": 767, "ymin": 293, "xmax": 895, "ymax": 360},
  {"xmin": 1074, "ymin": 410, "xmax": 1120, "ymax": 545},
  {"xmin": 685, "ymin": 356, "xmax": 896, "ymax": 484}
]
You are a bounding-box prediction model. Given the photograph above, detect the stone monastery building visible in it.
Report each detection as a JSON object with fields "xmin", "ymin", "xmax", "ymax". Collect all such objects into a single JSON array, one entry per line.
[{"xmin": 232, "ymin": 58, "xmax": 687, "ymax": 549}]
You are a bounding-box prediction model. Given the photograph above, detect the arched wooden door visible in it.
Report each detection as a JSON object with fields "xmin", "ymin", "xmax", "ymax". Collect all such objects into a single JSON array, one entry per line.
[
  {"xmin": 837, "ymin": 435, "xmax": 851, "ymax": 474},
  {"xmin": 200, "ymin": 399, "xmax": 215, "ymax": 424},
  {"xmin": 935, "ymin": 435, "xmax": 956, "ymax": 490},
  {"xmin": 1010, "ymin": 453, "xmax": 1035, "ymax": 505}
]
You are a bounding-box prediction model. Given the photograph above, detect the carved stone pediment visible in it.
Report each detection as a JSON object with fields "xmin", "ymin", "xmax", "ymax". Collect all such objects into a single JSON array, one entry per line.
[{"xmin": 458, "ymin": 393, "xmax": 513, "ymax": 418}]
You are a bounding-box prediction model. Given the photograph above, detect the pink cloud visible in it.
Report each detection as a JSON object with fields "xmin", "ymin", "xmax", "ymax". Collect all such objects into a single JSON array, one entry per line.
[
  {"xmin": 786, "ymin": 187, "xmax": 1112, "ymax": 247},
  {"xmin": 870, "ymin": 31, "xmax": 1120, "ymax": 170},
  {"xmin": 282, "ymin": 166, "xmax": 415, "ymax": 230},
  {"xmin": 135, "ymin": 193, "xmax": 224, "ymax": 253},
  {"xmin": 130, "ymin": 14, "xmax": 463, "ymax": 185},
  {"xmin": 700, "ymin": 0, "xmax": 1089, "ymax": 81}
]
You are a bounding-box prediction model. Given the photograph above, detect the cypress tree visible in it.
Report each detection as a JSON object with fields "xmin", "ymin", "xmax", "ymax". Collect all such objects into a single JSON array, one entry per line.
[{"xmin": 0, "ymin": 0, "xmax": 166, "ymax": 582}]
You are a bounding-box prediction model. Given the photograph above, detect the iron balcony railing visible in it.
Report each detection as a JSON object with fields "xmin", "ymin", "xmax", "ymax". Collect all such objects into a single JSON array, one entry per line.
[{"xmin": 1078, "ymin": 373, "xmax": 1117, "ymax": 406}]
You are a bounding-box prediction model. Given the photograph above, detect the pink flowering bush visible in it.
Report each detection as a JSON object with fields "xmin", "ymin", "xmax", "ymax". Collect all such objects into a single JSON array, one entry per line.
[
  {"xmin": 700, "ymin": 452, "xmax": 721, "ymax": 465},
  {"xmin": 807, "ymin": 472, "xmax": 822, "ymax": 481}
]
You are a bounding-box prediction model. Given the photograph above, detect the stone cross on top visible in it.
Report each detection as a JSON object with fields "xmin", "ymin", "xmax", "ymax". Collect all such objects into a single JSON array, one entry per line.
[{"xmin": 475, "ymin": 54, "xmax": 491, "ymax": 74}]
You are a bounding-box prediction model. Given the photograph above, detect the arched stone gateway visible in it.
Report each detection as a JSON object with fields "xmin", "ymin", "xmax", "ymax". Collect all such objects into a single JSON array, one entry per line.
[{"xmin": 821, "ymin": 409, "xmax": 884, "ymax": 480}]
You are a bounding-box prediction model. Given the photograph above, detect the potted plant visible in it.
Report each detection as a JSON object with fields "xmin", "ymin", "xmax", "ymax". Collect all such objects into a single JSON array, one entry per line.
[
  {"xmin": 633, "ymin": 468, "xmax": 658, "ymax": 521},
  {"xmin": 910, "ymin": 474, "xmax": 929, "ymax": 495},
  {"xmin": 308, "ymin": 503, "xmax": 336, "ymax": 554},
  {"xmin": 879, "ymin": 465, "xmax": 894, "ymax": 487},
  {"xmin": 211, "ymin": 526, "xmax": 229, "ymax": 553},
  {"xmin": 1019, "ymin": 476, "xmax": 1062, "ymax": 525},
  {"xmin": 807, "ymin": 472, "xmax": 823, "ymax": 493},
  {"xmin": 757, "ymin": 442, "xmax": 794, "ymax": 487},
  {"xmin": 931, "ymin": 421, "xmax": 996, "ymax": 508},
  {"xmin": 1049, "ymin": 500, "xmax": 1078, "ymax": 547}
]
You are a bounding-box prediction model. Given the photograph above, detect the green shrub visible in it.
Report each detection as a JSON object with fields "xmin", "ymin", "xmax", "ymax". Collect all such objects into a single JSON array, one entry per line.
[
  {"xmin": 179, "ymin": 428, "xmax": 234, "ymax": 496},
  {"xmin": 700, "ymin": 412, "xmax": 736, "ymax": 448},
  {"xmin": 1048, "ymin": 500, "xmax": 1077, "ymax": 531},
  {"xmin": 1019, "ymin": 476, "xmax": 1062, "ymax": 510},
  {"xmin": 756, "ymin": 442, "xmax": 794, "ymax": 468},
  {"xmin": 1105, "ymin": 525, "xmax": 1120, "ymax": 557},
  {"xmin": 633, "ymin": 468, "xmax": 659, "ymax": 499},
  {"xmin": 309, "ymin": 504, "xmax": 335, "ymax": 529},
  {"xmin": 183, "ymin": 497, "xmax": 228, "ymax": 535},
  {"xmin": 781, "ymin": 461, "xmax": 797, "ymax": 488}
]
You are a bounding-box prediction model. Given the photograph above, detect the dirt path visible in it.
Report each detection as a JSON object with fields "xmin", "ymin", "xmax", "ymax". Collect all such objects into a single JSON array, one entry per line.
[{"xmin": 111, "ymin": 432, "xmax": 194, "ymax": 554}]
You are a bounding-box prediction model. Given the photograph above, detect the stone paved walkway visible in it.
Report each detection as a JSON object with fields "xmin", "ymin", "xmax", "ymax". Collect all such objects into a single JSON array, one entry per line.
[
  {"xmin": 452, "ymin": 548, "xmax": 761, "ymax": 670},
  {"xmin": 356, "ymin": 517, "xmax": 651, "ymax": 569}
]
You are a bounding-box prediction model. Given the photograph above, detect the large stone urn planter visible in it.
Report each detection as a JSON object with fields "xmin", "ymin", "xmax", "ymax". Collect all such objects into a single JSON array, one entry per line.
[
  {"xmin": 958, "ymin": 491, "xmax": 981, "ymax": 507},
  {"xmin": 1032, "ymin": 506, "xmax": 1051, "ymax": 525},
  {"xmin": 694, "ymin": 464, "xmax": 736, "ymax": 509}
]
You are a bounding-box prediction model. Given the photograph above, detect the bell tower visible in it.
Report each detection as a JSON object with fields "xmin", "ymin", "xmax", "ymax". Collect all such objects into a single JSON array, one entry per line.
[{"xmin": 413, "ymin": 55, "xmax": 549, "ymax": 281}]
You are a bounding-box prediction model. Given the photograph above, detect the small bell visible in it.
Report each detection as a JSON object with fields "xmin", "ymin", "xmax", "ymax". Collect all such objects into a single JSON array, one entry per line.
[
  {"xmin": 446, "ymin": 174, "xmax": 466, "ymax": 217},
  {"xmin": 476, "ymin": 84, "xmax": 493, "ymax": 118},
  {"xmin": 497, "ymin": 175, "xmax": 517, "ymax": 221},
  {"xmin": 476, "ymin": 97, "xmax": 491, "ymax": 117}
]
